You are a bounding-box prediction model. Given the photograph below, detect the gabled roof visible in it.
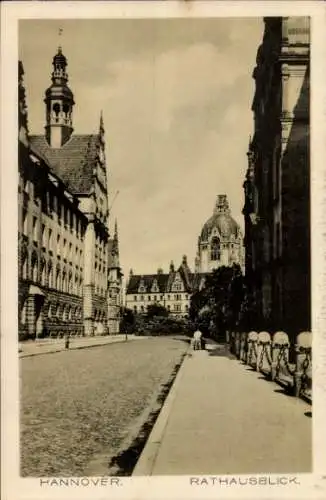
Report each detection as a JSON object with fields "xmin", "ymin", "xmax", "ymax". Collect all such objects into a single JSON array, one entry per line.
[
  {"xmin": 127, "ymin": 274, "xmax": 170, "ymax": 294},
  {"xmin": 29, "ymin": 134, "xmax": 100, "ymax": 195},
  {"xmin": 126, "ymin": 270, "xmax": 209, "ymax": 295}
]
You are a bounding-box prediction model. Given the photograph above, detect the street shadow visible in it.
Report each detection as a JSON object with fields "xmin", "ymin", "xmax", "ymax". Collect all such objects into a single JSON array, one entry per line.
[
  {"xmin": 107, "ymin": 356, "xmax": 185, "ymax": 476},
  {"xmin": 256, "ymin": 375, "xmax": 294, "ymax": 397},
  {"xmin": 274, "ymin": 387, "xmax": 294, "ymax": 397},
  {"xmin": 208, "ymin": 345, "xmax": 236, "ymax": 360}
]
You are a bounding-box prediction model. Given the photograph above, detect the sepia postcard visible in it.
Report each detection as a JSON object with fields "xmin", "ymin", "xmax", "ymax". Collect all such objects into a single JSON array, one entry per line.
[{"xmin": 1, "ymin": 1, "xmax": 326, "ymax": 500}]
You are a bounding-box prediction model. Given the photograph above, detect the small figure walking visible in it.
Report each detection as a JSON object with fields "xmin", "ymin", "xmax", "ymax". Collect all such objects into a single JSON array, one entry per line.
[
  {"xmin": 65, "ymin": 333, "xmax": 70, "ymax": 349},
  {"xmin": 193, "ymin": 329, "xmax": 202, "ymax": 351}
]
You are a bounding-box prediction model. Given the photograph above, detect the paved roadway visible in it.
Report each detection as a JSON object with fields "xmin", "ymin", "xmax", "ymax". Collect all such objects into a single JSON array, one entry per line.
[{"xmin": 134, "ymin": 343, "xmax": 312, "ymax": 475}]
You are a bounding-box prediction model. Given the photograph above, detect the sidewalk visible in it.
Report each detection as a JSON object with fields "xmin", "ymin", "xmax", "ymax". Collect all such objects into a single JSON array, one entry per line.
[
  {"xmin": 19, "ymin": 334, "xmax": 142, "ymax": 358},
  {"xmin": 133, "ymin": 343, "xmax": 312, "ymax": 475}
]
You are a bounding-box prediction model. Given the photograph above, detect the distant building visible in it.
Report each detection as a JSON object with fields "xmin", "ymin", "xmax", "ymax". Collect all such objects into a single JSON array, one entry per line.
[
  {"xmin": 125, "ymin": 256, "xmax": 201, "ymax": 317},
  {"xmin": 125, "ymin": 194, "xmax": 244, "ymax": 316},
  {"xmin": 243, "ymin": 17, "xmax": 310, "ymax": 339},
  {"xmin": 18, "ymin": 47, "xmax": 122, "ymax": 339},
  {"xmin": 195, "ymin": 194, "xmax": 245, "ymax": 274}
]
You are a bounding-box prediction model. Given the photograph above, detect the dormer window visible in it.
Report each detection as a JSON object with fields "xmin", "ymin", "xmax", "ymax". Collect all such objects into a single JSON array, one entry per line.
[
  {"xmin": 151, "ymin": 279, "xmax": 159, "ymax": 293},
  {"xmin": 138, "ymin": 279, "xmax": 146, "ymax": 293}
]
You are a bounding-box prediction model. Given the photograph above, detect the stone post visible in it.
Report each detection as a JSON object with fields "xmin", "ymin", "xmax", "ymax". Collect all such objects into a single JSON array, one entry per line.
[{"xmin": 294, "ymin": 331, "xmax": 312, "ymax": 398}]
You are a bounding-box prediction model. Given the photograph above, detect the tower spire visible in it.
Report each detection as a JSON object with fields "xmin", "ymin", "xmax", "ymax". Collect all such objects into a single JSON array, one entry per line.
[
  {"xmin": 99, "ymin": 110, "xmax": 105, "ymax": 143},
  {"xmin": 44, "ymin": 43, "xmax": 74, "ymax": 148},
  {"xmin": 111, "ymin": 219, "xmax": 120, "ymax": 267}
]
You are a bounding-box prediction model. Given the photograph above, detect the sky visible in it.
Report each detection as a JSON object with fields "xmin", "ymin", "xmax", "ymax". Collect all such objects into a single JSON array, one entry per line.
[{"xmin": 19, "ymin": 18, "xmax": 264, "ymax": 277}]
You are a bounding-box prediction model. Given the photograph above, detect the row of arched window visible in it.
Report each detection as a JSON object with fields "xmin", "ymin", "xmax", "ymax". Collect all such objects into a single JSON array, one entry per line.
[
  {"xmin": 94, "ymin": 309, "xmax": 106, "ymax": 323},
  {"xmin": 20, "ymin": 249, "xmax": 83, "ymax": 296},
  {"xmin": 20, "ymin": 300, "xmax": 83, "ymax": 325}
]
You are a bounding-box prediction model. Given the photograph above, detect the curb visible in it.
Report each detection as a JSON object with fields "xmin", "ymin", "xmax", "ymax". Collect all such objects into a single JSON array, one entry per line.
[
  {"xmin": 132, "ymin": 348, "xmax": 190, "ymax": 476},
  {"xmin": 19, "ymin": 338, "xmax": 134, "ymax": 359}
]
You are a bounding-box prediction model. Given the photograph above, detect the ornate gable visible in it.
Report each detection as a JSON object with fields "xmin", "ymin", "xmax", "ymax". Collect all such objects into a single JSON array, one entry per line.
[
  {"xmin": 171, "ymin": 272, "xmax": 184, "ymax": 292},
  {"xmin": 151, "ymin": 279, "xmax": 160, "ymax": 293}
]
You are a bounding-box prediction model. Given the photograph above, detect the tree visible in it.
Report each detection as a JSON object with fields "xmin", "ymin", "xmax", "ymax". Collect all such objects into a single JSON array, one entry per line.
[
  {"xmin": 120, "ymin": 307, "xmax": 135, "ymax": 334},
  {"xmin": 190, "ymin": 264, "xmax": 246, "ymax": 342},
  {"xmin": 146, "ymin": 304, "xmax": 169, "ymax": 319}
]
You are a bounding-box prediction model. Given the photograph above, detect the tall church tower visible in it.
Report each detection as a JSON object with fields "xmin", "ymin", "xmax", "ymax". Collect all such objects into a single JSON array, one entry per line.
[
  {"xmin": 108, "ymin": 220, "xmax": 123, "ymax": 334},
  {"xmin": 44, "ymin": 47, "xmax": 74, "ymax": 148}
]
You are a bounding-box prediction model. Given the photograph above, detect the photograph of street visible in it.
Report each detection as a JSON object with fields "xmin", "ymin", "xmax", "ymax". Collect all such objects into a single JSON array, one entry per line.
[{"xmin": 18, "ymin": 16, "xmax": 311, "ymax": 477}]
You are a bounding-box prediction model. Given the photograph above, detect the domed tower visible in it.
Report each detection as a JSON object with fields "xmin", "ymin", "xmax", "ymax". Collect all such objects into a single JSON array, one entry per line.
[
  {"xmin": 196, "ymin": 194, "xmax": 244, "ymax": 273},
  {"xmin": 44, "ymin": 46, "xmax": 75, "ymax": 148}
]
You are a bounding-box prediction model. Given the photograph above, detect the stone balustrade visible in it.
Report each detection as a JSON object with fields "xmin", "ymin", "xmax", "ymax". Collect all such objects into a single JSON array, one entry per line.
[{"xmin": 230, "ymin": 330, "xmax": 312, "ymax": 402}]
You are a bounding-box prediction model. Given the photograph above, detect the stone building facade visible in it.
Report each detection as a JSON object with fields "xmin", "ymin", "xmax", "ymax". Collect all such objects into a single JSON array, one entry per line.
[
  {"xmin": 243, "ymin": 17, "xmax": 310, "ymax": 340},
  {"xmin": 18, "ymin": 48, "xmax": 122, "ymax": 339},
  {"xmin": 195, "ymin": 194, "xmax": 245, "ymax": 274},
  {"xmin": 125, "ymin": 256, "xmax": 196, "ymax": 318}
]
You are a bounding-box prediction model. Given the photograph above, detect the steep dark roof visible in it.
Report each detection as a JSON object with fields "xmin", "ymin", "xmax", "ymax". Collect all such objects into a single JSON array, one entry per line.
[
  {"xmin": 127, "ymin": 271, "xmax": 208, "ymax": 294},
  {"xmin": 127, "ymin": 274, "xmax": 169, "ymax": 294},
  {"xmin": 29, "ymin": 134, "xmax": 100, "ymax": 195}
]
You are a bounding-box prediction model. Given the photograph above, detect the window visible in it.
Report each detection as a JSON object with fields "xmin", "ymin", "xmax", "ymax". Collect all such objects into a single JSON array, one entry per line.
[
  {"xmin": 167, "ymin": 294, "xmax": 170, "ymax": 300},
  {"xmin": 154, "ymin": 295, "xmax": 157, "ymax": 301},
  {"xmin": 57, "ymin": 235, "xmax": 61, "ymax": 256},
  {"xmin": 174, "ymin": 304, "xmax": 181, "ymax": 312},
  {"xmin": 134, "ymin": 306, "xmax": 137, "ymax": 313},
  {"xmin": 134, "ymin": 295, "xmax": 137, "ymax": 301},
  {"xmin": 211, "ymin": 237, "xmax": 220, "ymax": 261},
  {"xmin": 141, "ymin": 295, "xmax": 144, "ymax": 301},
  {"xmin": 64, "ymin": 207, "xmax": 68, "ymax": 227},
  {"xmin": 49, "ymin": 229, "xmax": 53, "ymax": 251},
  {"xmin": 57, "ymin": 201, "xmax": 62, "ymax": 224},
  {"xmin": 140, "ymin": 305, "xmax": 144, "ymax": 312},
  {"xmin": 69, "ymin": 243, "xmax": 72, "ymax": 261},
  {"xmin": 22, "ymin": 252, "xmax": 28, "ymax": 279},
  {"xmin": 41, "ymin": 262, "xmax": 46, "ymax": 286},
  {"xmin": 56, "ymin": 269, "xmax": 60, "ymax": 289},
  {"xmin": 63, "ymin": 239, "xmax": 67, "ymax": 259},
  {"xmin": 148, "ymin": 296, "xmax": 151, "ymax": 301},
  {"xmin": 32, "ymin": 258, "xmax": 38, "ymax": 282},
  {"xmin": 22, "ymin": 209, "xmax": 28, "ymax": 236},
  {"xmin": 32, "ymin": 216, "xmax": 38, "ymax": 242},
  {"xmin": 41, "ymin": 224, "xmax": 46, "ymax": 247},
  {"xmin": 160, "ymin": 295, "xmax": 164, "ymax": 300},
  {"xmin": 48, "ymin": 264, "xmax": 53, "ymax": 288}
]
